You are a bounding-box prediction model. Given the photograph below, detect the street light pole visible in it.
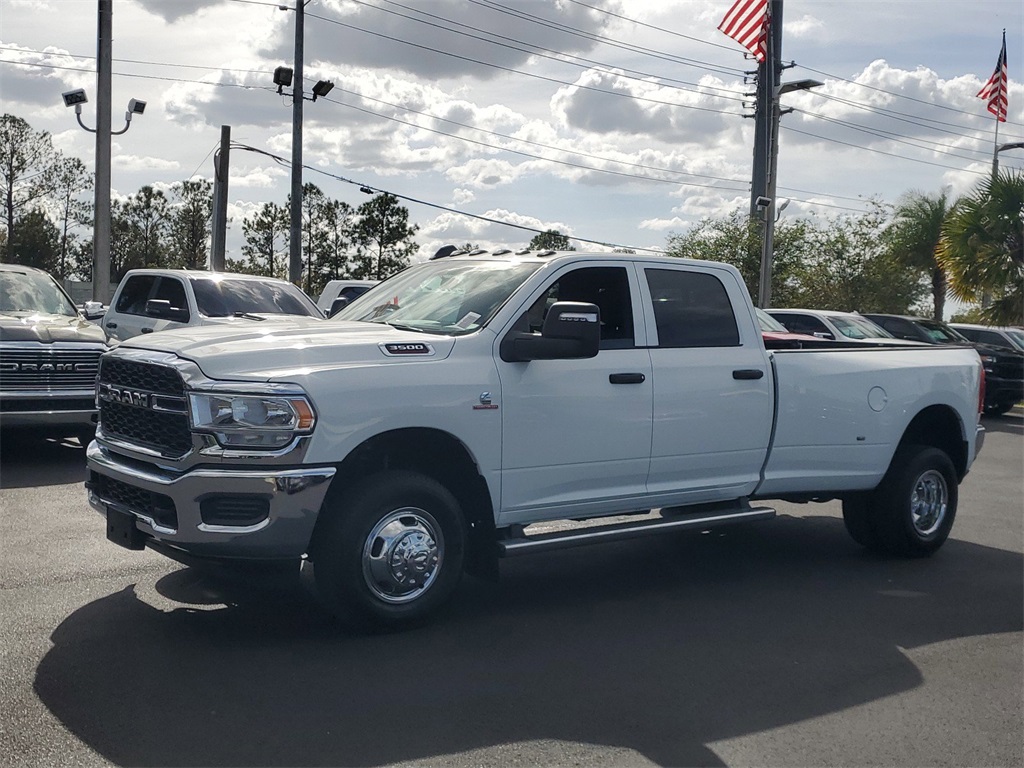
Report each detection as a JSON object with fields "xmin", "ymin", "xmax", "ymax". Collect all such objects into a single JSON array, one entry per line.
[
  {"xmin": 288, "ymin": 0, "xmax": 305, "ymax": 286},
  {"xmin": 62, "ymin": 2, "xmax": 146, "ymax": 302},
  {"xmin": 94, "ymin": 0, "xmax": 112, "ymax": 304},
  {"xmin": 757, "ymin": 77, "xmax": 822, "ymax": 309},
  {"xmin": 992, "ymin": 141, "xmax": 1024, "ymax": 179}
]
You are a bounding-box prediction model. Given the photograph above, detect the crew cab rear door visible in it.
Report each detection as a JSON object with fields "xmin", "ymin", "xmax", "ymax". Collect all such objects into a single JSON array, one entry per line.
[
  {"xmin": 495, "ymin": 262, "xmax": 653, "ymax": 524},
  {"xmin": 639, "ymin": 264, "xmax": 773, "ymax": 502}
]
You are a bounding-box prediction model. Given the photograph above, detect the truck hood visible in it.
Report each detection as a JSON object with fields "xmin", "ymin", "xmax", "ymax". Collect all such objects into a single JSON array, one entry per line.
[
  {"xmin": 118, "ymin": 319, "xmax": 457, "ymax": 381},
  {"xmin": 0, "ymin": 311, "xmax": 107, "ymax": 344}
]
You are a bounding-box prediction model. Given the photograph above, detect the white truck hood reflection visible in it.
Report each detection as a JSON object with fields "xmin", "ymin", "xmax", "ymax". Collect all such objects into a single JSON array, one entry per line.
[{"xmin": 118, "ymin": 318, "xmax": 456, "ymax": 381}]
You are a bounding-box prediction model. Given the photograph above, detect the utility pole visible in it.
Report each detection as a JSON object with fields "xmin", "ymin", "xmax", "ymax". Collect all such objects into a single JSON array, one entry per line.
[
  {"xmin": 210, "ymin": 125, "xmax": 230, "ymax": 271},
  {"xmin": 753, "ymin": 0, "xmax": 782, "ymax": 309},
  {"xmin": 748, "ymin": 0, "xmax": 780, "ymax": 220},
  {"xmin": 288, "ymin": 0, "xmax": 305, "ymax": 286},
  {"xmin": 94, "ymin": 0, "xmax": 112, "ymax": 303}
]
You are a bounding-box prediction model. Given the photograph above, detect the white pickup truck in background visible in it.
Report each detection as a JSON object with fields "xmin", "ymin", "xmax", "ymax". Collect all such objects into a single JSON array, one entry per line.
[
  {"xmin": 85, "ymin": 251, "xmax": 984, "ymax": 628},
  {"xmin": 101, "ymin": 269, "xmax": 323, "ymax": 341}
]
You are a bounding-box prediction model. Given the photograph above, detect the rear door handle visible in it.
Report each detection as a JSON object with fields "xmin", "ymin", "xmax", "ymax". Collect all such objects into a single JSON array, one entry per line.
[
  {"xmin": 609, "ymin": 373, "xmax": 646, "ymax": 384},
  {"xmin": 141, "ymin": 327, "xmax": 154, "ymax": 334},
  {"xmin": 105, "ymin": 322, "xmax": 117, "ymax": 328},
  {"xmin": 733, "ymin": 369, "xmax": 765, "ymax": 380}
]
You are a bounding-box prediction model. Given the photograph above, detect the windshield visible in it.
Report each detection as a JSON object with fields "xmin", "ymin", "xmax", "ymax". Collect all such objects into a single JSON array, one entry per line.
[
  {"xmin": 1003, "ymin": 329, "xmax": 1024, "ymax": 351},
  {"xmin": 754, "ymin": 307, "xmax": 789, "ymax": 333},
  {"xmin": 0, "ymin": 270, "xmax": 78, "ymax": 316},
  {"xmin": 334, "ymin": 260, "xmax": 543, "ymax": 335},
  {"xmin": 191, "ymin": 277, "xmax": 319, "ymax": 318},
  {"xmin": 913, "ymin": 319, "xmax": 967, "ymax": 343},
  {"xmin": 828, "ymin": 314, "xmax": 894, "ymax": 339}
]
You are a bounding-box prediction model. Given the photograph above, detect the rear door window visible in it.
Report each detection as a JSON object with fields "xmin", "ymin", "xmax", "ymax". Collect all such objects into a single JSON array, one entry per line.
[{"xmin": 644, "ymin": 269, "xmax": 739, "ymax": 347}]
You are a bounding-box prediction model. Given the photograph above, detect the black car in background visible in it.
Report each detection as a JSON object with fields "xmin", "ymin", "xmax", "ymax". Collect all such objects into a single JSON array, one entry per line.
[{"xmin": 863, "ymin": 313, "xmax": 1024, "ymax": 416}]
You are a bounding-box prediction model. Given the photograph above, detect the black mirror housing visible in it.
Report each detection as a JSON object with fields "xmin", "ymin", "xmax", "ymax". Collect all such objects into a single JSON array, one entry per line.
[{"xmin": 500, "ymin": 301, "xmax": 600, "ymax": 362}]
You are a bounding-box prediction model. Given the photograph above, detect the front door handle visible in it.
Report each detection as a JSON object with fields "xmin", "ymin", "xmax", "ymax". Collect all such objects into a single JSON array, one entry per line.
[
  {"xmin": 609, "ymin": 372, "xmax": 646, "ymax": 384},
  {"xmin": 733, "ymin": 369, "xmax": 765, "ymax": 380},
  {"xmin": 141, "ymin": 327, "xmax": 154, "ymax": 334},
  {"xmin": 105, "ymin": 321, "xmax": 117, "ymax": 328}
]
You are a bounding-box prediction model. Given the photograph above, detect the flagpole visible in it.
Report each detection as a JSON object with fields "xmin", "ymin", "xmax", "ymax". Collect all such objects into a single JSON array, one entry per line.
[{"xmin": 990, "ymin": 29, "xmax": 1006, "ymax": 181}]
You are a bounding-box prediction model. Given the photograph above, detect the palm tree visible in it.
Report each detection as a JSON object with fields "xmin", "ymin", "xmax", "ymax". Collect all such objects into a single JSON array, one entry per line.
[
  {"xmin": 888, "ymin": 189, "xmax": 955, "ymax": 320},
  {"xmin": 938, "ymin": 171, "xmax": 1024, "ymax": 326}
]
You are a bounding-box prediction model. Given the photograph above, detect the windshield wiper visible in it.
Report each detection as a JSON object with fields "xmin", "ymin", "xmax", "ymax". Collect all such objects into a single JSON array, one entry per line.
[
  {"xmin": 382, "ymin": 320, "xmax": 425, "ymax": 333},
  {"xmin": 231, "ymin": 312, "xmax": 267, "ymax": 321}
]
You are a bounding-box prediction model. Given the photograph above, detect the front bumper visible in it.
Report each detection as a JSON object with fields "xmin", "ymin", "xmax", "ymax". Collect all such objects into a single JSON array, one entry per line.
[
  {"xmin": 1, "ymin": 390, "xmax": 97, "ymax": 429},
  {"xmin": 86, "ymin": 441, "xmax": 335, "ymax": 561},
  {"xmin": 984, "ymin": 375, "xmax": 1024, "ymax": 406}
]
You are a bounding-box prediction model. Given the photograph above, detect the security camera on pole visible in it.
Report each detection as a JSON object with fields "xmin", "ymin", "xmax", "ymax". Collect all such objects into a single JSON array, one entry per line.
[
  {"xmin": 60, "ymin": 1, "xmax": 146, "ymax": 304},
  {"xmin": 275, "ymin": 1, "xmax": 334, "ymax": 287}
]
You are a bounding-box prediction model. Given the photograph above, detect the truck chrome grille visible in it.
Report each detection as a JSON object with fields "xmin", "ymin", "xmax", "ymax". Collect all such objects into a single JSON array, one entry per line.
[
  {"xmin": 0, "ymin": 347, "xmax": 101, "ymax": 390},
  {"xmin": 98, "ymin": 357, "xmax": 192, "ymax": 457}
]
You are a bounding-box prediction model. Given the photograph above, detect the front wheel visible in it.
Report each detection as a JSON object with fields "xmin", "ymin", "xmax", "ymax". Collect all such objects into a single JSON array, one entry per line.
[
  {"xmin": 866, "ymin": 444, "xmax": 958, "ymax": 557},
  {"xmin": 312, "ymin": 470, "xmax": 466, "ymax": 629}
]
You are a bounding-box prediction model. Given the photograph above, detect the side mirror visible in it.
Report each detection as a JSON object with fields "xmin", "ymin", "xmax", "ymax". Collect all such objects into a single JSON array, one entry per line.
[
  {"xmin": 145, "ymin": 298, "xmax": 188, "ymax": 322},
  {"xmin": 81, "ymin": 301, "xmax": 106, "ymax": 320},
  {"xmin": 500, "ymin": 301, "xmax": 601, "ymax": 362},
  {"xmin": 328, "ymin": 296, "xmax": 350, "ymax": 317}
]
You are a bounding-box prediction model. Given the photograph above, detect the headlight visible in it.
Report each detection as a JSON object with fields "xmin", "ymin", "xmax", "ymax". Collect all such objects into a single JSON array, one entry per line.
[
  {"xmin": 979, "ymin": 354, "xmax": 997, "ymax": 373},
  {"xmin": 189, "ymin": 392, "xmax": 315, "ymax": 449}
]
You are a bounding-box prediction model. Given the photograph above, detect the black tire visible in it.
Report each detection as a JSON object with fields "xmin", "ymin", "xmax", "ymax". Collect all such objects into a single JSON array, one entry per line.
[
  {"xmin": 312, "ymin": 470, "xmax": 466, "ymax": 629},
  {"xmin": 868, "ymin": 444, "xmax": 958, "ymax": 557},
  {"xmin": 986, "ymin": 400, "xmax": 1017, "ymax": 416},
  {"xmin": 841, "ymin": 493, "xmax": 881, "ymax": 550}
]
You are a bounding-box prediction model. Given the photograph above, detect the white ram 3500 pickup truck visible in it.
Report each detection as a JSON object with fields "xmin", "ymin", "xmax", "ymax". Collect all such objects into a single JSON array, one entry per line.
[{"xmin": 86, "ymin": 252, "xmax": 985, "ymax": 627}]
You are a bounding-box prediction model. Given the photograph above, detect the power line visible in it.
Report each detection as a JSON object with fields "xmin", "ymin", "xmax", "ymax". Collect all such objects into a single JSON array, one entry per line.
[
  {"xmin": 563, "ymin": 0, "xmax": 745, "ymax": 54},
  {"xmin": 351, "ymin": 0, "xmax": 746, "ymax": 98},
  {"xmin": 468, "ymin": 0, "xmax": 744, "ymax": 75},
  {"xmin": 782, "ymin": 124, "xmax": 990, "ymax": 175},
  {"xmin": 795, "ymin": 110, "xmax": 1000, "ymax": 163},
  {"xmin": 230, "ymin": 141, "xmax": 670, "ymax": 252},
  {"xmin": 0, "ymin": 56, "xmax": 277, "ymax": 92},
  {"xmin": 810, "ymin": 91, "xmax": 1007, "ymax": 146},
  {"xmin": 305, "ymin": 11, "xmax": 743, "ymax": 118},
  {"xmin": 329, "ymin": 84, "xmax": 874, "ymax": 206},
  {"xmin": 799, "ymin": 63, "xmax": 1024, "ymax": 130}
]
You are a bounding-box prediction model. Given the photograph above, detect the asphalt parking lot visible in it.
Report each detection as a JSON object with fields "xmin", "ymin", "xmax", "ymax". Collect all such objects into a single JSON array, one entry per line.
[{"xmin": 1, "ymin": 415, "xmax": 1021, "ymax": 767}]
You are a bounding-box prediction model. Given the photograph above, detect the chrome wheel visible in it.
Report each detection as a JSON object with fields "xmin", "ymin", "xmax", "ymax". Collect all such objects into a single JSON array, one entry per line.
[
  {"xmin": 362, "ymin": 507, "xmax": 443, "ymax": 604},
  {"xmin": 910, "ymin": 469, "xmax": 948, "ymax": 538}
]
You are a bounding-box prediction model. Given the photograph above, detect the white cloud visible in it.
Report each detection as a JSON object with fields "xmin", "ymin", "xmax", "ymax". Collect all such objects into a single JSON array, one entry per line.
[
  {"xmin": 787, "ymin": 15, "xmax": 826, "ymax": 39},
  {"xmin": 113, "ymin": 155, "xmax": 181, "ymax": 172}
]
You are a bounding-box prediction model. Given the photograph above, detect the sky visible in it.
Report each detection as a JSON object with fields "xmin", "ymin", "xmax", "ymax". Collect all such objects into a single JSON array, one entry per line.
[{"xmin": 1, "ymin": 0, "xmax": 1022, "ymax": 271}]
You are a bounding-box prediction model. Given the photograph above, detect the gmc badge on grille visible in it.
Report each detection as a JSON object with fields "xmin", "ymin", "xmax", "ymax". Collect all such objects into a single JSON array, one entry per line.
[
  {"xmin": 98, "ymin": 383, "xmax": 151, "ymax": 409},
  {"xmin": 380, "ymin": 342, "xmax": 435, "ymax": 357}
]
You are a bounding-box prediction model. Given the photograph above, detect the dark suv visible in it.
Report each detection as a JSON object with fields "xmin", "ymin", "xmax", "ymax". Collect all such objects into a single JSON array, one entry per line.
[{"xmin": 863, "ymin": 314, "xmax": 1024, "ymax": 416}]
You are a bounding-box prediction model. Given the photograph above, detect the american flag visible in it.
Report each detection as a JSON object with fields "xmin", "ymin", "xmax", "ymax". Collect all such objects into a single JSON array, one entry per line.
[
  {"xmin": 718, "ymin": 0, "xmax": 769, "ymax": 63},
  {"xmin": 977, "ymin": 36, "xmax": 1008, "ymax": 122}
]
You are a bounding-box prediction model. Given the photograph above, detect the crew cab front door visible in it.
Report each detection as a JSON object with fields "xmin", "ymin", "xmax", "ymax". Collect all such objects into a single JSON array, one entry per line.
[
  {"xmin": 106, "ymin": 275, "xmax": 191, "ymax": 341},
  {"xmin": 495, "ymin": 263, "xmax": 653, "ymax": 525}
]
